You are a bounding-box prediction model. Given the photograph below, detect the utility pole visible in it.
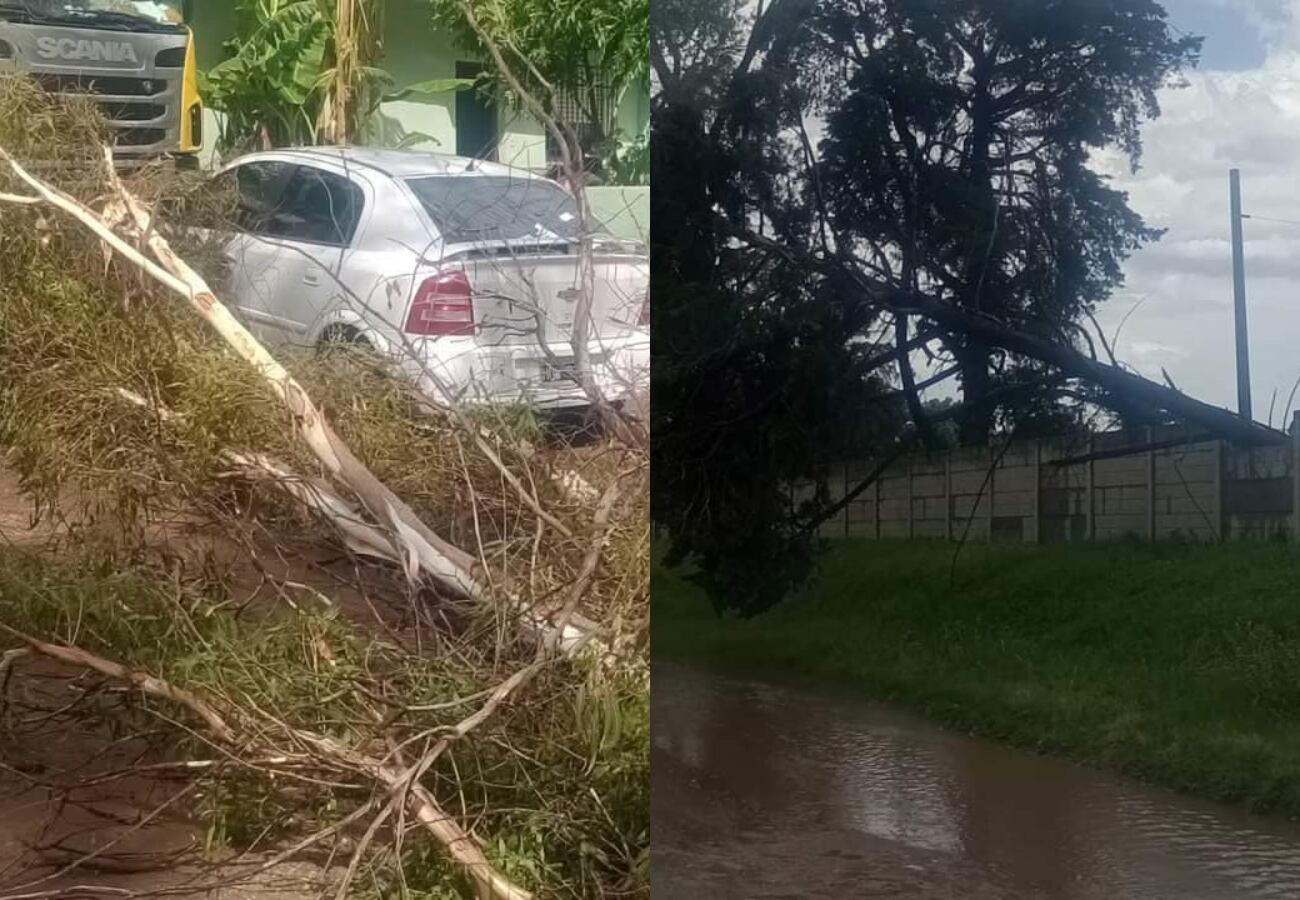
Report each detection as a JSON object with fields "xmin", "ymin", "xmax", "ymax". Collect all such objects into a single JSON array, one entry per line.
[{"xmin": 1230, "ymin": 168, "xmax": 1253, "ymax": 420}]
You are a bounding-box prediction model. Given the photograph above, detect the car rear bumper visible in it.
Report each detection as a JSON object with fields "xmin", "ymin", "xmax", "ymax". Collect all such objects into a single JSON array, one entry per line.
[{"xmin": 398, "ymin": 330, "xmax": 650, "ymax": 409}]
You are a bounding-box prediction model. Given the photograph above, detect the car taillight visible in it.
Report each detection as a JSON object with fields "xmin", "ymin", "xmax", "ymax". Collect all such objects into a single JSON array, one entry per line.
[
  {"xmin": 638, "ymin": 290, "xmax": 649, "ymax": 327},
  {"xmin": 405, "ymin": 269, "xmax": 475, "ymax": 336}
]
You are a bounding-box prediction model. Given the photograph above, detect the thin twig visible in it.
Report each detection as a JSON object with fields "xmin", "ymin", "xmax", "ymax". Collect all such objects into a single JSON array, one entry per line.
[
  {"xmin": 6, "ymin": 632, "xmax": 533, "ymax": 900},
  {"xmin": 949, "ymin": 428, "xmax": 1021, "ymax": 587}
]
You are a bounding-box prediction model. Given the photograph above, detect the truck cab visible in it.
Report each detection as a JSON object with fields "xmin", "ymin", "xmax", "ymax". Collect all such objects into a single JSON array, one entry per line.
[{"xmin": 0, "ymin": 1, "xmax": 201, "ymax": 166}]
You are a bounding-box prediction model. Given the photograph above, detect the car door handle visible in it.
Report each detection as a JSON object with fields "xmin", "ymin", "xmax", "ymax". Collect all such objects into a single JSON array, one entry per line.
[{"xmin": 302, "ymin": 272, "xmax": 321, "ymax": 287}]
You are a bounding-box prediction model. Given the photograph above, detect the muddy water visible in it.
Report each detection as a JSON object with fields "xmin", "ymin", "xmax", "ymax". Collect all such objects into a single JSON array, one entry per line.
[{"xmin": 653, "ymin": 662, "xmax": 1300, "ymax": 899}]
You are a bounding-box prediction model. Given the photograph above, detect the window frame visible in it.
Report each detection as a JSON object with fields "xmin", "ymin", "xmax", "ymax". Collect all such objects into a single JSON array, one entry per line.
[
  {"xmin": 543, "ymin": 78, "xmax": 611, "ymax": 163},
  {"xmin": 223, "ymin": 160, "xmax": 366, "ymax": 249}
]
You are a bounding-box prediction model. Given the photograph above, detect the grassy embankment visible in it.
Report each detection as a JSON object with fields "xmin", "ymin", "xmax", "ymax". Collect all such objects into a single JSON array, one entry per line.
[{"xmin": 657, "ymin": 538, "xmax": 1300, "ymax": 815}]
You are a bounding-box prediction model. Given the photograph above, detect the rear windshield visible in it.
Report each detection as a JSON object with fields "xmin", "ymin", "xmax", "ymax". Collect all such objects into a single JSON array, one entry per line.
[{"xmin": 405, "ymin": 175, "xmax": 598, "ymax": 244}]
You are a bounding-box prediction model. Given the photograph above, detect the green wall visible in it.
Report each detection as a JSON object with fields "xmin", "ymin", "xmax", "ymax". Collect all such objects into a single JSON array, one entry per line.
[
  {"xmin": 589, "ymin": 186, "xmax": 649, "ymax": 243},
  {"xmin": 187, "ymin": 0, "xmax": 234, "ymax": 71}
]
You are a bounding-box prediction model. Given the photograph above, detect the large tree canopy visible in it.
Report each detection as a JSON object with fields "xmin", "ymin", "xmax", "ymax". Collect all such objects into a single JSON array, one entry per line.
[
  {"xmin": 813, "ymin": 0, "xmax": 1200, "ymax": 444},
  {"xmin": 652, "ymin": 0, "xmax": 1215, "ymax": 615},
  {"xmin": 431, "ymin": 0, "xmax": 649, "ymax": 179}
]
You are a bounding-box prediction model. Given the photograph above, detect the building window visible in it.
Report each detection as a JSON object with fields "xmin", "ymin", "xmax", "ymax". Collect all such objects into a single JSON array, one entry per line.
[{"xmin": 544, "ymin": 79, "xmax": 612, "ymax": 164}]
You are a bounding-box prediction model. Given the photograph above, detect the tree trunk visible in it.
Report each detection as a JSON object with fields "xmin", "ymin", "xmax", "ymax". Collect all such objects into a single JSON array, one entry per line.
[
  {"xmin": 332, "ymin": 0, "xmax": 355, "ymax": 144},
  {"xmin": 956, "ymin": 338, "xmax": 992, "ymax": 446},
  {"xmin": 327, "ymin": 0, "xmax": 384, "ymax": 145},
  {"xmin": 896, "ymin": 314, "xmax": 938, "ymax": 446},
  {"xmin": 956, "ymin": 48, "xmax": 997, "ymax": 445}
]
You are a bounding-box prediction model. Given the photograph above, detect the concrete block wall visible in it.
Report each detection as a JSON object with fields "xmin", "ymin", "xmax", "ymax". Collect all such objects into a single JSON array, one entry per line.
[{"xmin": 815, "ymin": 425, "xmax": 1298, "ymax": 544}]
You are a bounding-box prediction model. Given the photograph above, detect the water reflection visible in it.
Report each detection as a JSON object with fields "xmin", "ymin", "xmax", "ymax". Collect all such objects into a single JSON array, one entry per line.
[{"xmin": 653, "ymin": 662, "xmax": 1300, "ymax": 899}]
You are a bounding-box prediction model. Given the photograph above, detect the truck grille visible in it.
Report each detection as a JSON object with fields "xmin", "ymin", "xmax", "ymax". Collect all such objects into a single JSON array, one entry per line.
[
  {"xmin": 33, "ymin": 74, "xmax": 172, "ymax": 151},
  {"xmin": 113, "ymin": 128, "xmax": 166, "ymax": 147},
  {"xmin": 0, "ymin": 22, "xmax": 192, "ymax": 158},
  {"xmin": 33, "ymin": 73, "xmax": 168, "ymax": 97},
  {"xmin": 100, "ymin": 102, "xmax": 165, "ymax": 122}
]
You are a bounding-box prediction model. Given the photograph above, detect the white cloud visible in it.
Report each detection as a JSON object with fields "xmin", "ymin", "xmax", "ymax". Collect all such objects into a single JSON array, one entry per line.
[
  {"xmin": 1092, "ymin": 5, "xmax": 1300, "ymax": 420},
  {"xmin": 1203, "ymin": 0, "xmax": 1290, "ymax": 34},
  {"xmin": 1130, "ymin": 339, "xmax": 1189, "ymax": 356}
]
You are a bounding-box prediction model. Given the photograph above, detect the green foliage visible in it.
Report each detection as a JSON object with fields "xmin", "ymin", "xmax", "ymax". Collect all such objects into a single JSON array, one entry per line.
[
  {"xmin": 919, "ymin": 399, "xmax": 960, "ymax": 447},
  {"xmin": 202, "ymin": 0, "xmax": 334, "ymax": 150},
  {"xmin": 658, "ymin": 539, "xmax": 1300, "ymax": 815},
  {"xmin": 429, "ymin": 0, "xmax": 649, "ymax": 179},
  {"xmin": 605, "ymin": 130, "xmax": 648, "ymax": 185},
  {"xmin": 649, "ymin": 0, "xmax": 748, "ymax": 108},
  {"xmin": 650, "ymin": 4, "xmax": 905, "ymax": 616},
  {"xmin": 202, "ymin": 0, "xmax": 472, "ymax": 153},
  {"xmin": 813, "ymin": 0, "xmax": 1200, "ymax": 444},
  {"xmin": 0, "ymin": 547, "xmax": 648, "ymax": 897},
  {"xmin": 362, "ymin": 76, "xmax": 476, "ymax": 149}
]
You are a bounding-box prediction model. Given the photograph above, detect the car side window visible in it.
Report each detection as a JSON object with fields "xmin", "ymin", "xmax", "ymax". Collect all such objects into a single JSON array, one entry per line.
[
  {"xmin": 229, "ymin": 161, "xmax": 297, "ymax": 236},
  {"xmin": 276, "ymin": 166, "xmax": 365, "ymax": 247}
]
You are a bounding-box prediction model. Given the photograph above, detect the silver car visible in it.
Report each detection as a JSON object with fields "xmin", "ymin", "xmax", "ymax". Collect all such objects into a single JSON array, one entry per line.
[{"xmin": 213, "ymin": 147, "xmax": 649, "ymax": 409}]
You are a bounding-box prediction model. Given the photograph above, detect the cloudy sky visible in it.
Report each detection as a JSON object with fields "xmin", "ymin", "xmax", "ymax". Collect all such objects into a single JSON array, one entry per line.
[{"xmin": 1091, "ymin": 0, "xmax": 1300, "ymax": 425}]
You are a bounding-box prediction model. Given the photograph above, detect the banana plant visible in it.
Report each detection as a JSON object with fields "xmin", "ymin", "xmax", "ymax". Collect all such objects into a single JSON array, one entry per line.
[
  {"xmin": 202, "ymin": 0, "xmax": 332, "ymax": 151},
  {"xmin": 203, "ymin": 0, "xmax": 472, "ymax": 154}
]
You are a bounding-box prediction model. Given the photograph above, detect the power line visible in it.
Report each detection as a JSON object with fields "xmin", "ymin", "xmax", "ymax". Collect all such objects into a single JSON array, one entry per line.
[{"xmin": 1241, "ymin": 213, "xmax": 1300, "ymax": 227}]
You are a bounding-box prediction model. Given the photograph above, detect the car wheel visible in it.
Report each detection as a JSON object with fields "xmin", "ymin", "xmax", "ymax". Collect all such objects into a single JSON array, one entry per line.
[{"xmin": 318, "ymin": 325, "xmax": 372, "ymax": 352}]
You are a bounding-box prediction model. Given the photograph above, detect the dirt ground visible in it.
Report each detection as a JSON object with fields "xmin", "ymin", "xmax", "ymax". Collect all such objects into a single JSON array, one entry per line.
[
  {"xmin": 0, "ymin": 390, "xmax": 639, "ymax": 899},
  {"xmin": 0, "ymin": 468, "xmax": 338, "ymax": 898},
  {"xmin": 0, "ymin": 656, "xmax": 326, "ymax": 898}
]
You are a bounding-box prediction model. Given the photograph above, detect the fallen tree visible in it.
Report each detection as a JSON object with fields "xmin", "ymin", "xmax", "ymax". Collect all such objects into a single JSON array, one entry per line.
[
  {"xmin": 0, "ymin": 79, "xmax": 647, "ymax": 898},
  {"xmin": 733, "ymin": 223, "xmax": 1287, "ymax": 448},
  {"xmin": 652, "ymin": 0, "xmax": 1272, "ymax": 615}
]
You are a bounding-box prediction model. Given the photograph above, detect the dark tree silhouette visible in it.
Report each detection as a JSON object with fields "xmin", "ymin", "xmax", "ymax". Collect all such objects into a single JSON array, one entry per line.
[
  {"xmin": 651, "ymin": 0, "xmax": 1258, "ymax": 617},
  {"xmin": 813, "ymin": 0, "xmax": 1200, "ymax": 444},
  {"xmin": 652, "ymin": 0, "xmax": 905, "ymax": 613}
]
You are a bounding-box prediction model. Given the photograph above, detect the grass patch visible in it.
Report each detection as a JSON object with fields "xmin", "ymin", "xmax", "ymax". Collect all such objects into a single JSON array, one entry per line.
[
  {"xmin": 656, "ymin": 538, "xmax": 1300, "ymax": 815},
  {"xmin": 0, "ymin": 546, "xmax": 647, "ymax": 897}
]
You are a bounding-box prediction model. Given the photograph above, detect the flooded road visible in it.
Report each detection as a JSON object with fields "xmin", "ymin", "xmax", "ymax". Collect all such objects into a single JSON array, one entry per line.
[{"xmin": 653, "ymin": 661, "xmax": 1300, "ymax": 899}]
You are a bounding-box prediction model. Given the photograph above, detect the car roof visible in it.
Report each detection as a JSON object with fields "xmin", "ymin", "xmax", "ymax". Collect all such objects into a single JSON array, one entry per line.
[{"xmin": 224, "ymin": 146, "xmax": 551, "ymax": 182}]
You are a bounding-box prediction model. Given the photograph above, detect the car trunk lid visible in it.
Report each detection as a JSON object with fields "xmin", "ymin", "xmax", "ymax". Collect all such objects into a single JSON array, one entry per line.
[
  {"xmin": 439, "ymin": 241, "xmax": 646, "ymax": 346},
  {"xmin": 404, "ymin": 173, "xmax": 647, "ymax": 346}
]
